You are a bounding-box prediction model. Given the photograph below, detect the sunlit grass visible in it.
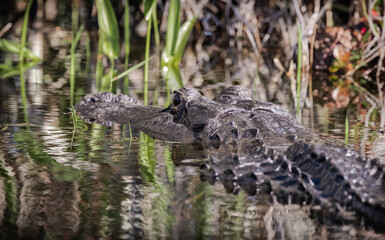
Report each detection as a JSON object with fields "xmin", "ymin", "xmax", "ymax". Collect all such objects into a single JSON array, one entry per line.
[
  {"xmin": 95, "ymin": 0, "xmax": 120, "ymax": 92},
  {"xmin": 0, "ymin": 0, "xmax": 40, "ymax": 79},
  {"xmin": 113, "ymin": 57, "xmax": 152, "ymax": 81},
  {"xmin": 158, "ymin": 0, "xmax": 196, "ymax": 103}
]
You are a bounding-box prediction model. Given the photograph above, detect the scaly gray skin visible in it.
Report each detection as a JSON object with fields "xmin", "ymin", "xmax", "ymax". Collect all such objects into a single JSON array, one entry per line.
[
  {"xmin": 164, "ymin": 86, "xmax": 316, "ymax": 148},
  {"xmin": 200, "ymin": 140, "xmax": 385, "ymax": 231},
  {"xmin": 75, "ymin": 92, "xmax": 195, "ymax": 142},
  {"xmin": 75, "ymin": 86, "xmax": 385, "ymax": 231}
]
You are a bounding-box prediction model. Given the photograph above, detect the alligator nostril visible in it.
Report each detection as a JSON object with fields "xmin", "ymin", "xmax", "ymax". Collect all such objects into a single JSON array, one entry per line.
[
  {"xmin": 209, "ymin": 134, "xmax": 221, "ymax": 148},
  {"xmin": 286, "ymin": 134, "xmax": 297, "ymax": 141},
  {"xmin": 222, "ymin": 169, "xmax": 236, "ymax": 181},
  {"xmin": 233, "ymin": 155, "xmax": 240, "ymax": 164},
  {"xmin": 209, "ymin": 134, "xmax": 220, "ymax": 142},
  {"xmin": 230, "ymin": 128, "xmax": 238, "ymax": 138},
  {"xmin": 199, "ymin": 163, "xmax": 209, "ymax": 170},
  {"xmin": 335, "ymin": 174, "xmax": 345, "ymax": 183},
  {"xmin": 243, "ymin": 128, "xmax": 259, "ymax": 138}
]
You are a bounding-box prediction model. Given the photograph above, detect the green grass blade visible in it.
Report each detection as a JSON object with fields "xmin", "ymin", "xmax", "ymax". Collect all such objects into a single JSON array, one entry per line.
[
  {"xmin": 95, "ymin": 36, "xmax": 103, "ymax": 89},
  {"xmin": 0, "ymin": 39, "xmax": 40, "ymax": 60},
  {"xmin": 71, "ymin": 0, "xmax": 79, "ymax": 35},
  {"xmin": 113, "ymin": 57, "xmax": 153, "ymax": 82},
  {"xmin": 19, "ymin": 0, "xmax": 34, "ymax": 124},
  {"xmin": 19, "ymin": 0, "xmax": 34, "ymax": 62},
  {"xmin": 165, "ymin": 0, "xmax": 180, "ymax": 58},
  {"xmin": 168, "ymin": 65, "xmax": 183, "ymax": 89},
  {"xmin": 152, "ymin": 5, "xmax": 160, "ymax": 52},
  {"xmin": 172, "ymin": 17, "xmax": 196, "ymax": 65},
  {"xmin": 124, "ymin": 0, "xmax": 131, "ymax": 93},
  {"xmin": 144, "ymin": 17, "xmax": 152, "ymax": 106},
  {"xmin": 143, "ymin": 0, "xmax": 157, "ymax": 21},
  {"xmin": 0, "ymin": 60, "xmax": 39, "ymax": 78},
  {"xmin": 96, "ymin": 0, "xmax": 120, "ymax": 59},
  {"xmin": 70, "ymin": 24, "xmax": 85, "ymax": 107},
  {"xmin": 84, "ymin": 32, "xmax": 91, "ymax": 75}
]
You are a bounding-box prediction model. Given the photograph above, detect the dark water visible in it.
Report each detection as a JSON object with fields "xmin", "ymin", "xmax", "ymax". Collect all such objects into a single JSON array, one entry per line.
[{"xmin": 1, "ymin": 20, "xmax": 385, "ymax": 240}]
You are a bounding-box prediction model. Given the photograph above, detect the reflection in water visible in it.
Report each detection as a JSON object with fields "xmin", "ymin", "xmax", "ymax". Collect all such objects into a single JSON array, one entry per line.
[
  {"xmin": 1, "ymin": 90, "xmax": 385, "ymax": 238},
  {"xmin": 16, "ymin": 160, "xmax": 80, "ymax": 238}
]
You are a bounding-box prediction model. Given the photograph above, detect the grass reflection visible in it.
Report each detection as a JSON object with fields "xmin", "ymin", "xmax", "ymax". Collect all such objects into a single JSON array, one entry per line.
[
  {"xmin": 191, "ymin": 182, "xmax": 246, "ymax": 239},
  {"xmin": 14, "ymin": 129, "xmax": 84, "ymax": 181},
  {"xmin": 138, "ymin": 132, "xmax": 174, "ymax": 238},
  {"xmin": 138, "ymin": 133, "xmax": 157, "ymax": 185},
  {"xmin": 0, "ymin": 154, "xmax": 18, "ymax": 225}
]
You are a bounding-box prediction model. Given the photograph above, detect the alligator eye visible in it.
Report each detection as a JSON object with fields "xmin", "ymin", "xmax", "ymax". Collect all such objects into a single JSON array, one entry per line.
[{"xmin": 173, "ymin": 94, "xmax": 181, "ymax": 106}]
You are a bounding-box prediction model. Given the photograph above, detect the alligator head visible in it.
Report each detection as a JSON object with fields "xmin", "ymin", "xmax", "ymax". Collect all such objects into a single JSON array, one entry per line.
[
  {"xmin": 164, "ymin": 87, "xmax": 221, "ymax": 132},
  {"xmin": 164, "ymin": 86, "xmax": 316, "ymax": 148}
]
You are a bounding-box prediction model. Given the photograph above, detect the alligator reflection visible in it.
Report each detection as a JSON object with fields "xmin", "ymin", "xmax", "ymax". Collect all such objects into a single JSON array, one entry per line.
[{"xmin": 199, "ymin": 141, "xmax": 385, "ymax": 233}]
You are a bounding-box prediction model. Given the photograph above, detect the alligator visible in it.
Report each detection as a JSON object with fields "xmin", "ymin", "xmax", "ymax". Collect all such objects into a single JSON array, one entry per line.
[{"xmin": 75, "ymin": 86, "xmax": 385, "ymax": 231}]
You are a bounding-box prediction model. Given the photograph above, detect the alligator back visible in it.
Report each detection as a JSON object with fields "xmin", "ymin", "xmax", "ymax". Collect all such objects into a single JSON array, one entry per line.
[{"xmin": 200, "ymin": 141, "xmax": 385, "ymax": 231}]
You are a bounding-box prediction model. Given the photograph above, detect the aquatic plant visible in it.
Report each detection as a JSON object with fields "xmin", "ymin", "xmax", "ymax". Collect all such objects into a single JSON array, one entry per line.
[
  {"xmin": 0, "ymin": 0, "xmax": 40, "ymax": 79},
  {"xmin": 161, "ymin": 0, "xmax": 196, "ymax": 97},
  {"xmin": 19, "ymin": 0, "xmax": 36, "ymax": 123},
  {"xmin": 70, "ymin": 24, "xmax": 84, "ymax": 107},
  {"xmin": 143, "ymin": 0, "xmax": 156, "ymax": 105},
  {"xmin": 124, "ymin": 0, "xmax": 131, "ymax": 94},
  {"xmin": 95, "ymin": 0, "xmax": 120, "ymax": 92}
]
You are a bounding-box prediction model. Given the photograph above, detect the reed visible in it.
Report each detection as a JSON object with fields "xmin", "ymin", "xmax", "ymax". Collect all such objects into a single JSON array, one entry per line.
[
  {"xmin": 71, "ymin": 0, "xmax": 79, "ymax": 35},
  {"xmin": 0, "ymin": 39, "xmax": 39, "ymax": 60},
  {"xmin": 19, "ymin": 0, "xmax": 34, "ymax": 123},
  {"xmin": 152, "ymin": 6, "xmax": 160, "ymax": 52},
  {"xmin": 0, "ymin": 38, "xmax": 40, "ymax": 78},
  {"xmin": 141, "ymin": 0, "xmax": 158, "ymax": 105},
  {"xmin": 84, "ymin": 32, "xmax": 91, "ymax": 76},
  {"xmin": 124, "ymin": 0, "xmax": 131, "ymax": 94},
  {"xmin": 113, "ymin": 58, "xmax": 152, "ymax": 81},
  {"xmin": 296, "ymin": 22, "xmax": 302, "ymax": 121},
  {"xmin": 70, "ymin": 24, "xmax": 84, "ymax": 107},
  {"xmin": 144, "ymin": 16, "xmax": 152, "ymax": 106},
  {"xmin": 95, "ymin": 0, "xmax": 120, "ymax": 92},
  {"xmin": 161, "ymin": 0, "xmax": 196, "ymax": 96},
  {"xmin": 19, "ymin": 0, "xmax": 34, "ymax": 62},
  {"xmin": 95, "ymin": 37, "xmax": 103, "ymax": 89}
]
